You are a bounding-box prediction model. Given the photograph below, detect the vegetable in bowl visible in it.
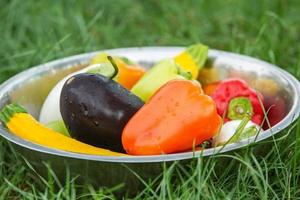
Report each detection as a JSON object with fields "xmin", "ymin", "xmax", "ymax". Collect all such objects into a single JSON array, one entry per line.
[
  {"xmin": 60, "ymin": 72, "xmax": 144, "ymax": 152},
  {"xmin": 39, "ymin": 62, "xmax": 117, "ymax": 126},
  {"xmin": 0, "ymin": 103, "xmax": 124, "ymax": 156},
  {"xmin": 39, "ymin": 54, "xmax": 145, "ymax": 127}
]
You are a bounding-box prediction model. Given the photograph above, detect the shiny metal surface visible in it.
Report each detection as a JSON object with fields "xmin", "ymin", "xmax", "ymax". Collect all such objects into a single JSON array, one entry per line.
[{"xmin": 0, "ymin": 47, "xmax": 299, "ymax": 189}]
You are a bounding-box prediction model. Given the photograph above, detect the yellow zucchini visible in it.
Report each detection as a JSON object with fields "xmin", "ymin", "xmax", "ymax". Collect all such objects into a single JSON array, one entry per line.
[
  {"xmin": 175, "ymin": 43, "xmax": 209, "ymax": 79},
  {"xmin": 0, "ymin": 103, "xmax": 125, "ymax": 156}
]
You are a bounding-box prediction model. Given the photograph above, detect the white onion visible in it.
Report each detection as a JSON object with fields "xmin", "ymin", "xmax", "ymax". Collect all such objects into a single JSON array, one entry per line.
[
  {"xmin": 39, "ymin": 63, "xmax": 111, "ymax": 124},
  {"xmin": 213, "ymin": 120, "xmax": 260, "ymax": 147}
]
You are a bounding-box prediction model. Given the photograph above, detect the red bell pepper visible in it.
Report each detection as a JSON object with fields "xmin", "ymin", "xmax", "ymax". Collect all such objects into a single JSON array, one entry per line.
[
  {"xmin": 211, "ymin": 78, "xmax": 264, "ymax": 125},
  {"xmin": 122, "ymin": 80, "xmax": 222, "ymax": 155}
]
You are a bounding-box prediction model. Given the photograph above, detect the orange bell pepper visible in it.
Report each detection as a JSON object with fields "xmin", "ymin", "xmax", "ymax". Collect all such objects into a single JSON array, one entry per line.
[
  {"xmin": 122, "ymin": 80, "xmax": 222, "ymax": 155},
  {"xmin": 115, "ymin": 58, "xmax": 146, "ymax": 90},
  {"xmin": 91, "ymin": 53, "xmax": 145, "ymax": 90},
  {"xmin": 203, "ymin": 82, "xmax": 220, "ymax": 96}
]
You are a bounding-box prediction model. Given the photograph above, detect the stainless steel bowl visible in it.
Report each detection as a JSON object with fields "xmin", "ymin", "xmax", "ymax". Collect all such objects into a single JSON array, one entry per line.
[{"xmin": 0, "ymin": 47, "xmax": 299, "ymax": 190}]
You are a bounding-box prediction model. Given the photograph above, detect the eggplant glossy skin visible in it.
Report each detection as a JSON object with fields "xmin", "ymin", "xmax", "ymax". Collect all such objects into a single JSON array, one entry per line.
[{"xmin": 60, "ymin": 73, "xmax": 144, "ymax": 152}]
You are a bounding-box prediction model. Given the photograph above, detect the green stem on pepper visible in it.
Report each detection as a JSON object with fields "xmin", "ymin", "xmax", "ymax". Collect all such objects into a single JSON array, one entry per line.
[
  {"xmin": 107, "ymin": 56, "xmax": 119, "ymax": 79},
  {"xmin": 227, "ymin": 97, "xmax": 253, "ymax": 120}
]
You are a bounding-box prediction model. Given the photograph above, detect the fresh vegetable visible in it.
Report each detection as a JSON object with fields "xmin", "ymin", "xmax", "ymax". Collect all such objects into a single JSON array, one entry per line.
[
  {"xmin": 211, "ymin": 79, "xmax": 264, "ymax": 125},
  {"xmin": 0, "ymin": 103, "xmax": 124, "ymax": 156},
  {"xmin": 175, "ymin": 43, "xmax": 209, "ymax": 78},
  {"xmin": 213, "ymin": 116, "xmax": 259, "ymax": 147},
  {"xmin": 251, "ymin": 78, "xmax": 280, "ymax": 97},
  {"xmin": 227, "ymin": 97, "xmax": 253, "ymax": 120},
  {"xmin": 122, "ymin": 80, "xmax": 222, "ymax": 155},
  {"xmin": 46, "ymin": 120, "xmax": 69, "ymax": 137},
  {"xmin": 60, "ymin": 60, "xmax": 144, "ymax": 152},
  {"xmin": 131, "ymin": 59, "xmax": 191, "ymax": 102},
  {"xmin": 263, "ymin": 96, "xmax": 286, "ymax": 128},
  {"xmin": 198, "ymin": 67, "xmax": 220, "ymax": 86},
  {"xmin": 39, "ymin": 62, "xmax": 117, "ymax": 125},
  {"xmin": 91, "ymin": 52, "xmax": 146, "ymax": 89},
  {"xmin": 131, "ymin": 44, "xmax": 209, "ymax": 102},
  {"xmin": 203, "ymin": 81, "xmax": 220, "ymax": 96}
]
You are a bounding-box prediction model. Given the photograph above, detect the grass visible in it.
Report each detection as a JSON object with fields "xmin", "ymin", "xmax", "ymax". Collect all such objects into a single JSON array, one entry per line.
[{"xmin": 0, "ymin": 0, "xmax": 300, "ymax": 199}]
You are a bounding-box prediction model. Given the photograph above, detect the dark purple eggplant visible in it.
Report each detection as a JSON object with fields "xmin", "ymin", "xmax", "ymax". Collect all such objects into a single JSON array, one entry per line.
[{"xmin": 60, "ymin": 71, "xmax": 144, "ymax": 152}]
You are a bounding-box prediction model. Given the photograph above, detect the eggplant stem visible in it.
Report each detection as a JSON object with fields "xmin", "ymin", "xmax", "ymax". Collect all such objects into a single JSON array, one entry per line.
[{"xmin": 107, "ymin": 56, "xmax": 119, "ymax": 79}]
